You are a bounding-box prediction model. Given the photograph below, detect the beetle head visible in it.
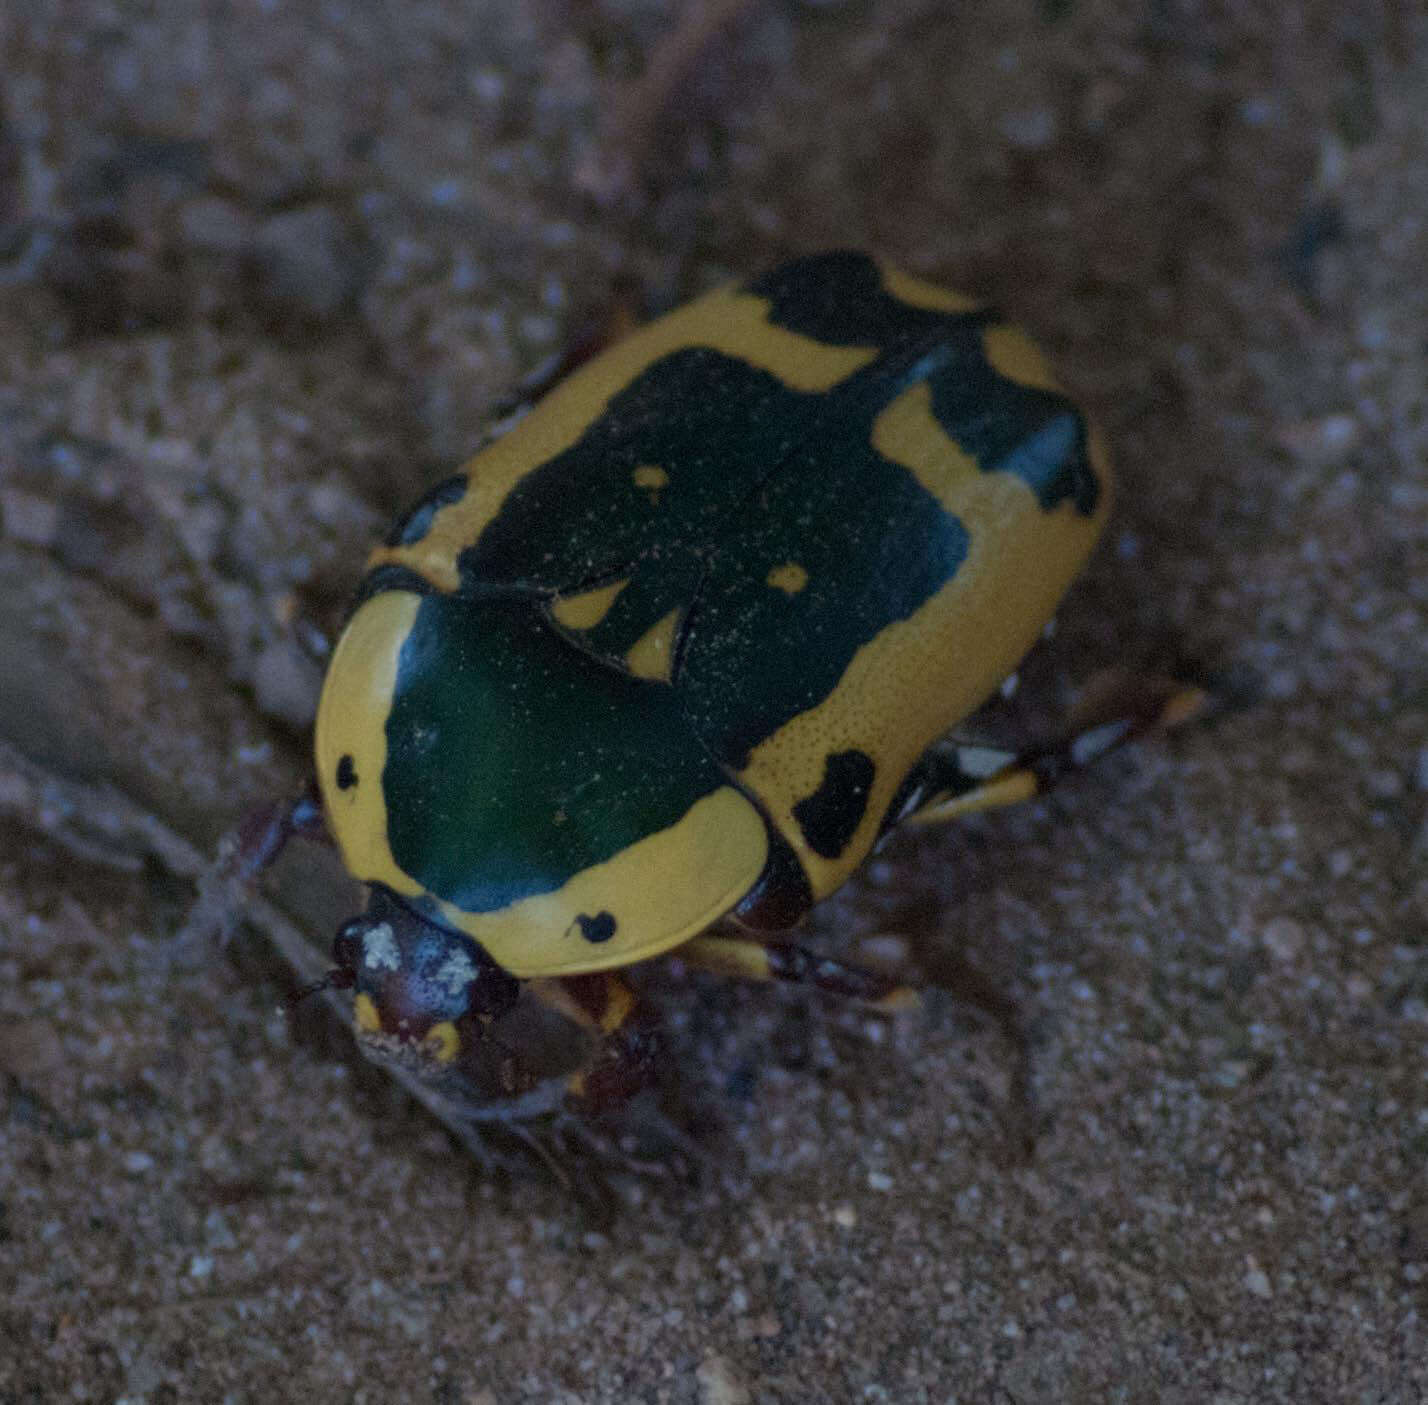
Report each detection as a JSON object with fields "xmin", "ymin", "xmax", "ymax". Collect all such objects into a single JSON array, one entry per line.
[{"xmin": 324, "ymin": 888, "xmax": 520, "ymax": 1069}]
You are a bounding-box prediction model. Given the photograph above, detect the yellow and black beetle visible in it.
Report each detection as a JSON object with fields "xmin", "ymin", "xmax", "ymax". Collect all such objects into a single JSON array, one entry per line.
[{"xmin": 288, "ymin": 251, "xmax": 1199, "ymax": 1121}]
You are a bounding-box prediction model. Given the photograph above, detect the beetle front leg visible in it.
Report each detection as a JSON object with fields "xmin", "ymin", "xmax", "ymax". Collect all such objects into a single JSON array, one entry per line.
[
  {"xmin": 901, "ymin": 672, "xmax": 1212, "ymax": 828},
  {"xmin": 181, "ymin": 780, "xmax": 329, "ymax": 946},
  {"xmin": 531, "ymin": 973, "xmax": 664, "ymax": 1115}
]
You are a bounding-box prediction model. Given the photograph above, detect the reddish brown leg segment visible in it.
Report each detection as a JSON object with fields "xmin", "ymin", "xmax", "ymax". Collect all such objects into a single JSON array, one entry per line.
[
  {"xmin": 677, "ymin": 933, "xmax": 916, "ymax": 1010},
  {"xmin": 532, "ymin": 973, "xmax": 665, "ymax": 1115}
]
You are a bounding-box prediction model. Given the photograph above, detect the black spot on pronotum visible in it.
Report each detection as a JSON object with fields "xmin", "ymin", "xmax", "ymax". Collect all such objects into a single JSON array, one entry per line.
[
  {"xmin": 573, "ymin": 911, "xmax": 617, "ymax": 943},
  {"xmin": 336, "ymin": 754, "xmax": 358, "ymax": 790},
  {"xmin": 793, "ymin": 749, "xmax": 876, "ymax": 860}
]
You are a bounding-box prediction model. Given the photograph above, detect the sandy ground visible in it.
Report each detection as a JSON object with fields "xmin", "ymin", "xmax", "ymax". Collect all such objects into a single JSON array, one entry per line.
[{"xmin": 0, "ymin": 2, "xmax": 1424, "ymax": 1401}]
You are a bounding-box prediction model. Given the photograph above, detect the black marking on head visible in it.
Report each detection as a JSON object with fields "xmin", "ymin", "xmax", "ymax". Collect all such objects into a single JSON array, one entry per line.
[
  {"xmin": 573, "ymin": 911, "xmax": 617, "ymax": 944},
  {"xmin": 335, "ymin": 754, "xmax": 358, "ymax": 790},
  {"xmin": 385, "ymin": 474, "xmax": 470, "ymax": 548},
  {"xmin": 793, "ymin": 749, "xmax": 876, "ymax": 860}
]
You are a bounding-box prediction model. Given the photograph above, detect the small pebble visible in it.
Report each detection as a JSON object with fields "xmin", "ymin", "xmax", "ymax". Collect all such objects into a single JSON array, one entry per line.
[
  {"xmin": 696, "ymin": 1354, "xmax": 750, "ymax": 1405},
  {"xmin": 252, "ymin": 205, "xmax": 370, "ymax": 326},
  {"xmin": 1243, "ymin": 1262, "xmax": 1272, "ymax": 1299},
  {"xmin": 1261, "ymin": 917, "xmax": 1305, "ymax": 962},
  {"xmin": 1274, "ymin": 412, "xmax": 1360, "ymax": 464},
  {"xmin": 0, "ymin": 1017, "xmax": 64, "ymax": 1079},
  {"xmin": 1000, "ymin": 106, "xmax": 1056, "ymax": 150}
]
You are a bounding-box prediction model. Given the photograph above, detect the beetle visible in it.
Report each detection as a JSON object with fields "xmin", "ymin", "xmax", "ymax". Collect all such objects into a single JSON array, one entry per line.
[{"xmin": 297, "ymin": 250, "xmax": 1203, "ymax": 1126}]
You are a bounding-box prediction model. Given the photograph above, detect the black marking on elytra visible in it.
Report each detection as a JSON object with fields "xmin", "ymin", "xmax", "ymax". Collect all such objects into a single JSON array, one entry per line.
[
  {"xmin": 793, "ymin": 749, "xmax": 876, "ymax": 860},
  {"xmin": 456, "ymin": 343, "xmax": 970, "ymax": 771},
  {"xmin": 572, "ymin": 911, "xmax": 617, "ymax": 943},
  {"xmin": 384, "ymin": 474, "xmax": 469, "ymax": 548},
  {"xmin": 335, "ymin": 754, "xmax": 358, "ymax": 790},
  {"xmin": 746, "ymin": 250, "xmax": 933, "ymax": 348},
  {"xmin": 748, "ymin": 251, "xmax": 1100, "ymax": 514}
]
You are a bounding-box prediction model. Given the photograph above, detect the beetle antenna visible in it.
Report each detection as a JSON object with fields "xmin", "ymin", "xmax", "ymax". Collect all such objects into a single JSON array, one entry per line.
[{"xmin": 287, "ymin": 965, "xmax": 353, "ymax": 1010}]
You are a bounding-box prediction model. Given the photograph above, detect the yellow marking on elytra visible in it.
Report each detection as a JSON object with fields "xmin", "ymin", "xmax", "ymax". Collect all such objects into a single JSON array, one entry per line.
[
  {"xmin": 431, "ymin": 785, "xmax": 768, "ymax": 978},
  {"xmin": 353, "ymin": 993, "xmax": 382, "ymax": 1034},
  {"xmin": 365, "ymin": 284, "xmax": 877, "ymax": 594},
  {"xmin": 598, "ymin": 975, "xmax": 636, "ymax": 1035},
  {"xmin": 423, "ymin": 1021, "xmax": 461, "ymax": 1063},
  {"xmin": 870, "ymin": 382, "xmax": 981, "ymax": 500},
  {"xmin": 625, "ymin": 607, "xmax": 681, "ymax": 681},
  {"xmin": 738, "ymin": 373, "xmax": 1110, "ymax": 900},
  {"xmin": 880, "ymin": 265, "xmax": 983, "ymax": 316},
  {"xmin": 632, "ymin": 463, "xmax": 669, "ymax": 503},
  {"xmin": 766, "ymin": 562, "xmax": 809, "ymax": 595},
  {"xmin": 314, "ymin": 591, "xmax": 428, "ymax": 907},
  {"xmin": 551, "ymin": 578, "xmax": 629, "ymax": 631}
]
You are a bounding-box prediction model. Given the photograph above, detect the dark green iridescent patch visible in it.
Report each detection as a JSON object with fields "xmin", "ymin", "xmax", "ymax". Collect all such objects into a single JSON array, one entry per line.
[{"xmin": 383, "ymin": 593, "xmax": 730, "ymax": 913}]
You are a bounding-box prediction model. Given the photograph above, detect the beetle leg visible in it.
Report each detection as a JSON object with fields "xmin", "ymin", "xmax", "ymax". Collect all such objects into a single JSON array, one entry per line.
[
  {"xmin": 530, "ymin": 973, "xmax": 664, "ymax": 1115},
  {"xmin": 229, "ymin": 779, "xmax": 329, "ymax": 878},
  {"xmin": 181, "ymin": 780, "xmax": 328, "ymax": 944},
  {"xmin": 675, "ymin": 933, "xmax": 918, "ymax": 1012},
  {"xmin": 901, "ymin": 673, "xmax": 1212, "ymax": 828}
]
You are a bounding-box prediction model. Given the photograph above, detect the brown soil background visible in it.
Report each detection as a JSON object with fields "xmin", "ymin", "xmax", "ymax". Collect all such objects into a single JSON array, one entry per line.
[{"xmin": 1, "ymin": 2, "xmax": 1424, "ymax": 1401}]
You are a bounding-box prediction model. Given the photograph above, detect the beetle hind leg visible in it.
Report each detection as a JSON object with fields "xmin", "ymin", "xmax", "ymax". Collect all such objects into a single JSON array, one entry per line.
[{"xmin": 901, "ymin": 671, "xmax": 1213, "ymax": 829}]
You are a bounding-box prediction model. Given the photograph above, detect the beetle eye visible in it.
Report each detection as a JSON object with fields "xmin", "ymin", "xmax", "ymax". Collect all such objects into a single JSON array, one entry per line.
[{"xmin": 332, "ymin": 920, "xmax": 365, "ymax": 973}]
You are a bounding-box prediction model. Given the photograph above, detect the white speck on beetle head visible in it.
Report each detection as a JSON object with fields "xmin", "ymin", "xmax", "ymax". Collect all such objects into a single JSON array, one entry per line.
[
  {"xmin": 362, "ymin": 923, "xmax": 400, "ymax": 971},
  {"xmin": 434, "ymin": 949, "xmax": 478, "ymax": 996}
]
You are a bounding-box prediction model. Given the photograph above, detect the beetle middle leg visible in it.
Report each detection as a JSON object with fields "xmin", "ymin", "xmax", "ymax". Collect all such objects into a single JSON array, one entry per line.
[
  {"xmin": 899, "ymin": 671, "xmax": 1213, "ymax": 829},
  {"xmin": 674, "ymin": 932, "xmax": 918, "ymax": 1011}
]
